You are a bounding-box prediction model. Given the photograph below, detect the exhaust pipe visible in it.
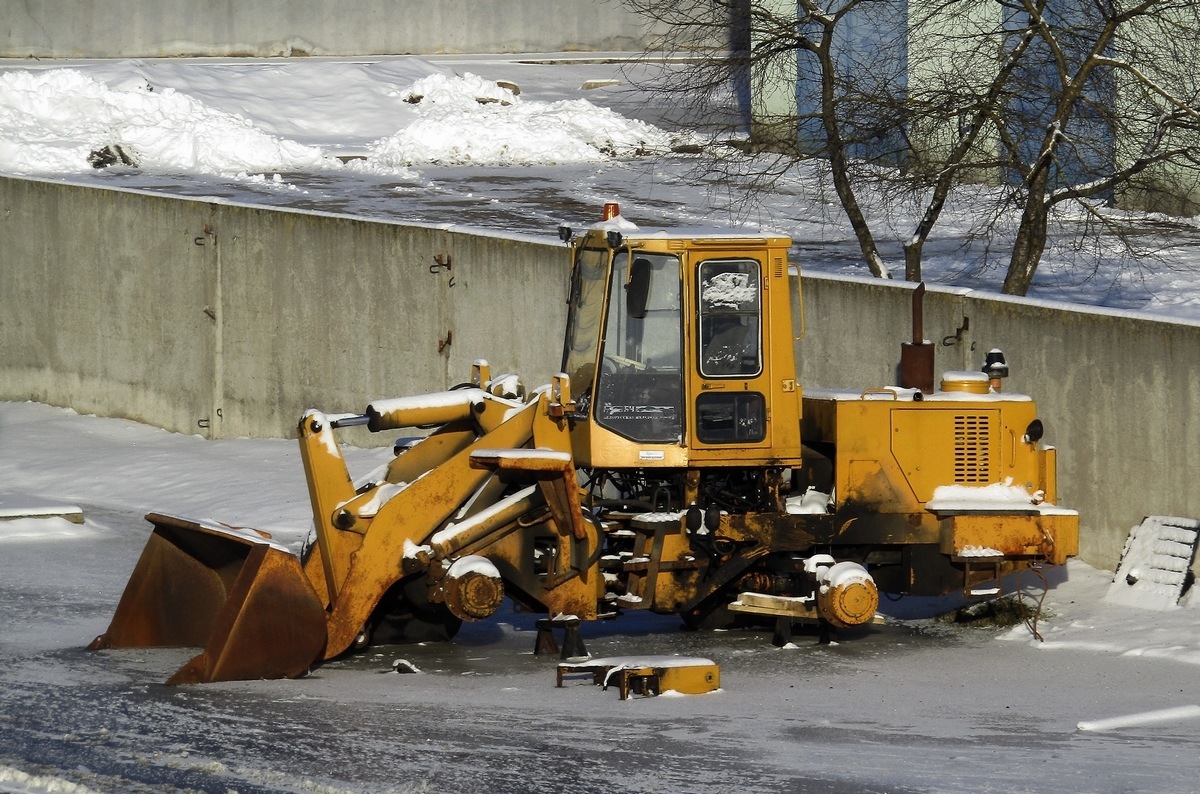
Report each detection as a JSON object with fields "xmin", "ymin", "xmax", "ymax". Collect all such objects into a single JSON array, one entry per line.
[{"xmin": 899, "ymin": 283, "xmax": 935, "ymax": 393}]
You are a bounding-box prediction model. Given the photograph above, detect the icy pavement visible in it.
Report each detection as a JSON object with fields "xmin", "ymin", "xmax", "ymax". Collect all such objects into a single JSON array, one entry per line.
[{"xmin": 1, "ymin": 401, "xmax": 1199, "ymax": 793}]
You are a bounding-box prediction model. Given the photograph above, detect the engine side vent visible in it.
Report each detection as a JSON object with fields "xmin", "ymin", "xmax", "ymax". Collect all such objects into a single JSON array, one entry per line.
[{"xmin": 954, "ymin": 415, "xmax": 991, "ymax": 483}]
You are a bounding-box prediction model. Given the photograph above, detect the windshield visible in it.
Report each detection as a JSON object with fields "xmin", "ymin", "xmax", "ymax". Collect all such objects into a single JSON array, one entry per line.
[
  {"xmin": 562, "ymin": 247, "xmax": 608, "ymax": 415},
  {"xmin": 594, "ymin": 251, "xmax": 683, "ymax": 443}
]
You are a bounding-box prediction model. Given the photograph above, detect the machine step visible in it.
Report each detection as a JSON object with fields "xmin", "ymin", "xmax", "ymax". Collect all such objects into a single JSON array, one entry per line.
[{"xmin": 1105, "ymin": 516, "xmax": 1200, "ymax": 610}]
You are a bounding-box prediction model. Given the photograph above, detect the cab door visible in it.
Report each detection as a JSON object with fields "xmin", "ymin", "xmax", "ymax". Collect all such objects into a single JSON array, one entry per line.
[{"xmin": 686, "ymin": 256, "xmax": 775, "ymax": 465}]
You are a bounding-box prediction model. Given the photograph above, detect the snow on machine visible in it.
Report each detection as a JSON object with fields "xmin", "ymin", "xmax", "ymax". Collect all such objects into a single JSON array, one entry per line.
[{"xmin": 90, "ymin": 204, "xmax": 1079, "ymax": 683}]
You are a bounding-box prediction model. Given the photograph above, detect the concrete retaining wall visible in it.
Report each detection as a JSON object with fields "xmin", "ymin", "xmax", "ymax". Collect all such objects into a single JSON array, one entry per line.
[
  {"xmin": 0, "ymin": 0, "xmax": 662, "ymax": 58},
  {"xmin": 0, "ymin": 176, "xmax": 568, "ymax": 443},
  {"xmin": 4, "ymin": 174, "xmax": 1199, "ymax": 572}
]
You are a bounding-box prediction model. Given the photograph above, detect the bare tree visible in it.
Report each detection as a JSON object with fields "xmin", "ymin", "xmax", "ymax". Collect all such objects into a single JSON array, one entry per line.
[
  {"xmin": 998, "ymin": 0, "xmax": 1200, "ymax": 294},
  {"xmin": 626, "ymin": 0, "xmax": 1200, "ymax": 296},
  {"xmin": 626, "ymin": 0, "xmax": 900, "ymax": 278}
]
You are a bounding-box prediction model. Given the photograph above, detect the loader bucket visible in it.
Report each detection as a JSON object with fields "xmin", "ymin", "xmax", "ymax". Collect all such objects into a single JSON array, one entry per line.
[{"xmin": 89, "ymin": 512, "xmax": 327, "ymax": 684}]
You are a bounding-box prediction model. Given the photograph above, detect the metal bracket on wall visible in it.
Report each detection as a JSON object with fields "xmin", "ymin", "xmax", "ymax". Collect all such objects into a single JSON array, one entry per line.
[
  {"xmin": 194, "ymin": 222, "xmax": 216, "ymax": 247},
  {"xmin": 942, "ymin": 315, "xmax": 969, "ymax": 346},
  {"xmin": 431, "ymin": 253, "xmax": 455, "ymax": 286},
  {"xmin": 196, "ymin": 408, "xmax": 222, "ymax": 430}
]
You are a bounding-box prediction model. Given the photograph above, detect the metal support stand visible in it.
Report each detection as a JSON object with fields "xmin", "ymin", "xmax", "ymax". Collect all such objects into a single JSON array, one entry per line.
[{"xmin": 534, "ymin": 616, "xmax": 586, "ymax": 659}]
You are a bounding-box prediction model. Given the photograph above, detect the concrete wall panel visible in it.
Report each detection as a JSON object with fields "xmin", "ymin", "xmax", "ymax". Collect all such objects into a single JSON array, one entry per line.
[
  {"xmin": 207, "ymin": 211, "xmax": 568, "ymax": 439},
  {"xmin": 0, "ymin": 178, "xmax": 216, "ymax": 435}
]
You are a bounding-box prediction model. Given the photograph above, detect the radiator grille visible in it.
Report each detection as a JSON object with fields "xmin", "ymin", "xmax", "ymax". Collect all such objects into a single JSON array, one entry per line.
[{"xmin": 954, "ymin": 415, "xmax": 991, "ymax": 483}]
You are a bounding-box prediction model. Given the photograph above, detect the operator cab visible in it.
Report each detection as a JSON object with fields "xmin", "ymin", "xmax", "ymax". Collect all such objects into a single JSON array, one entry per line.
[{"xmin": 558, "ymin": 205, "xmax": 803, "ymax": 470}]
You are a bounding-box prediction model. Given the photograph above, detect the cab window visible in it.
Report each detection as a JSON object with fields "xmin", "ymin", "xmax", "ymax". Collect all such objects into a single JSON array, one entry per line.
[{"xmin": 698, "ymin": 259, "xmax": 762, "ymax": 378}]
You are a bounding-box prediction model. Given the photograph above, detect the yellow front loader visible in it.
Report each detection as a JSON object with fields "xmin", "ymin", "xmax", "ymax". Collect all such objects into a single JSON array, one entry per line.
[{"xmin": 91, "ymin": 205, "xmax": 1078, "ymax": 683}]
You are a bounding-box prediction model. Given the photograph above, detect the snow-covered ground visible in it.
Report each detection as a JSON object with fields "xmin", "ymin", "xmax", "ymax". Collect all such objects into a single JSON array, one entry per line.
[
  {"xmin": 2, "ymin": 54, "xmax": 1200, "ymax": 317},
  {"xmin": 2, "ymin": 400, "xmax": 1199, "ymax": 793}
]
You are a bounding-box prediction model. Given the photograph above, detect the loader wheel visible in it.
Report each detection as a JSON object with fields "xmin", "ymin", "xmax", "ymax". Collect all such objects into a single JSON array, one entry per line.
[
  {"xmin": 375, "ymin": 612, "xmax": 463, "ymax": 644},
  {"xmin": 680, "ymin": 600, "xmax": 759, "ymax": 632},
  {"xmin": 400, "ymin": 614, "xmax": 462, "ymax": 643},
  {"xmin": 378, "ymin": 577, "xmax": 465, "ymax": 644}
]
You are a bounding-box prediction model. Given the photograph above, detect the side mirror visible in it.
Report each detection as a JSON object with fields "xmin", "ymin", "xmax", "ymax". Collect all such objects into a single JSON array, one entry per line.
[{"xmin": 627, "ymin": 258, "xmax": 651, "ymax": 319}]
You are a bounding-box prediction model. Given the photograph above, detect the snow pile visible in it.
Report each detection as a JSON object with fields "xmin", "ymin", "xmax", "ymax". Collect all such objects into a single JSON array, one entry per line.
[
  {"xmin": 0, "ymin": 515, "xmax": 95, "ymax": 542},
  {"xmin": 0, "ymin": 68, "xmax": 336, "ymax": 175},
  {"xmin": 957, "ymin": 545, "xmax": 1004, "ymax": 557},
  {"xmin": 590, "ymin": 211, "xmax": 641, "ymax": 233},
  {"xmin": 1000, "ymin": 558, "xmax": 1200, "ymax": 666},
  {"xmin": 0, "ymin": 65, "xmax": 684, "ymax": 177},
  {"xmin": 0, "ymin": 764, "xmax": 98, "ymax": 794},
  {"xmin": 785, "ymin": 487, "xmax": 831, "ymax": 514},
  {"xmin": 397, "ymin": 71, "xmax": 518, "ymax": 107},
  {"xmin": 1077, "ymin": 704, "xmax": 1200, "ymax": 733},
  {"xmin": 927, "ymin": 479, "xmax": 1058, "ymax": 513},
  {"xmin": 702, "ymin": 271, "xmax": 758, "ymax": 308},
  {"xmin": 0, "ymin": 493, "xmax": 82, "ymax": 522},
  {"xmin": 447, "ymin": 554, "xmax": 502, "ymax": 581},
  {"xmin": 358, "ymin": 72, "xmax": 682, "ymax": 168}
]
